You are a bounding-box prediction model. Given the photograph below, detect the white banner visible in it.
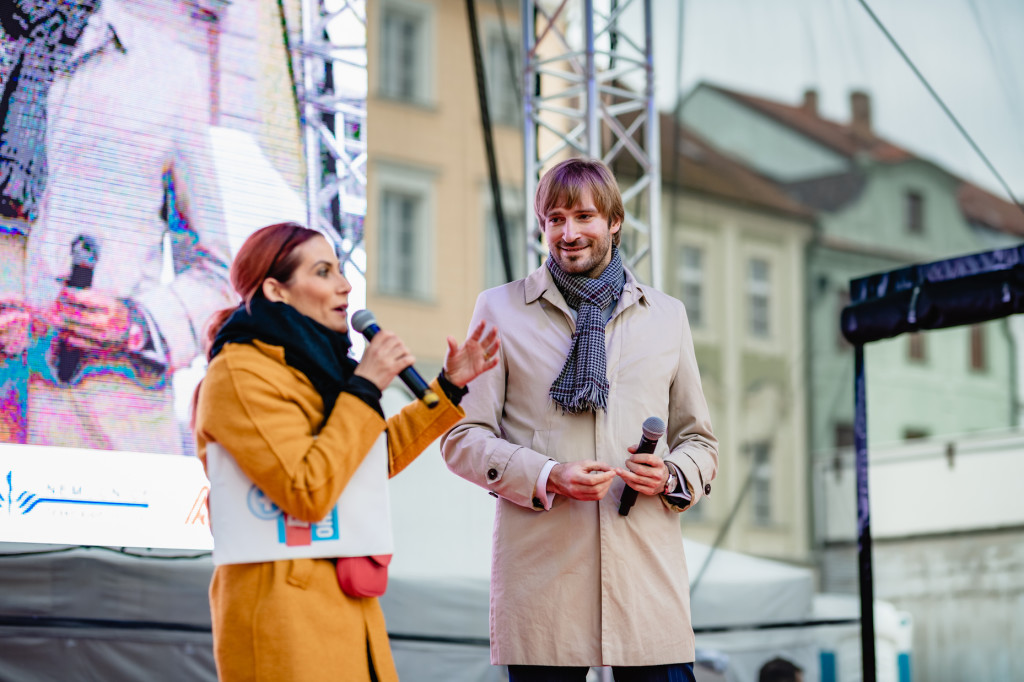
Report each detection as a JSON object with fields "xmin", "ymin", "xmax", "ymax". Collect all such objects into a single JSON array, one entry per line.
[
  {"xmin": 206, "ymin": 435, "xmax": 393, "ymax": 565},
  {"xmin": 0, "ymin": 443, "xmax": 213, "ymax": 550}
]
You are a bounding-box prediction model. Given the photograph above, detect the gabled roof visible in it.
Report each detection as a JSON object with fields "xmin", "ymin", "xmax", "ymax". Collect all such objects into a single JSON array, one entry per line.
[
  {"xmin": 658, "ymin": 118, "xmax": 815, "ymax": 221},
  {"xmin": 703, "ymin": 83, "xmax": 911, "ymax": 163},
  {"xmin": 700, "ymin": 83, "xmax": 1024, "ymax": 236},
  {"xmin": 958, "ymin": 182, "xmax": 1024, "ymax": 236},
  {"xmin": 608, "ymin": 95, "xmax": 815, "ymax": 221},
  {"xmin": 783, "ymin": 172, "xmax": 868, "ymax": 213}
]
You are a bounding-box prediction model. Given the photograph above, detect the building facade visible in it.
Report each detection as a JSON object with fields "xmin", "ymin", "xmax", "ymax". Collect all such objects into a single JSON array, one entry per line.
[
  {"xmin": 683, "ymin": 83, "xmax": 1021, "ymax": 466},
  {"xmin": 684, "ymin": 82, "xmax": 1024, "ymax": 682},
  {"xmin": 366, "ymin": 0, "xmax": 525, "ymax": 377},
  {"xmin": 650, "ymin": 126, "xmax": 815, "ymax": 565}
]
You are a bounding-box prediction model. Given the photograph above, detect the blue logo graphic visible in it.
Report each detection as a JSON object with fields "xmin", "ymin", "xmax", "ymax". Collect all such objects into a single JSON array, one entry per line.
[
  {"xmin": 246, "ymin": 485, "xmax": 282, "ymax": 520},
  {"xmin": 276, "ymin": 507, "xmax": 339, "ymax": 544},
  {"xmin": 241, "ymin": 483, "xmax": 339, "ymax": 545},
  {"xmin": 1, "ymin": 471, "xmax": 149, "ymax": 516}
]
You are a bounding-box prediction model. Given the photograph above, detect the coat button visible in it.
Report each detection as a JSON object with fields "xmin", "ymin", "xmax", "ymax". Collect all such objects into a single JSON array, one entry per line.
[
  {"xmin": 704, "ymin": 483, "xmax": 711, "ymax": 495},
  {"xmin": 487, "ymin": 468, "xmax": 498, "ymax": 480},
  {"xmin": 532, "ymin": 497, "xmax": 542, "ymax": 508},
  {"xmin": 489, "ymin": 491, "xmax": 499, "ymax": 498}
]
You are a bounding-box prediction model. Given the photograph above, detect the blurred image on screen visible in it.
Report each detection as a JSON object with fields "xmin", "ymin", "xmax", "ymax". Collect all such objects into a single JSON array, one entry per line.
[{"xmin": 0, "ymin": 0, "xmax": 306, "ymax": 457}]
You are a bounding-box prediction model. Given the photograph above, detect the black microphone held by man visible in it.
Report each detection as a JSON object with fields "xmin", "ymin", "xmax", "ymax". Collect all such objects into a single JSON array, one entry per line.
[{"xmin": 618, "ymin": 416, "xmax": 667, "ymax": 516}]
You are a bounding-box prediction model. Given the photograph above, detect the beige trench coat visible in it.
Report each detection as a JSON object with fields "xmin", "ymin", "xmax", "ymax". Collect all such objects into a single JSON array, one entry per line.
[{"xmin": 442, "ymin": 265, "xmax": 718, "ymax": 667}]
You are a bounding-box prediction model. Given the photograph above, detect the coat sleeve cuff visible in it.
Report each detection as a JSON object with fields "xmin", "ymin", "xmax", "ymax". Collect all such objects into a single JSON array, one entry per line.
[
  {"xmin": 343, "ymin": 375, "xmax": 384, "ymax": 417},
  {"xmin": 667, "ymin": 454, "xmax": 708, "ymax": 509}
]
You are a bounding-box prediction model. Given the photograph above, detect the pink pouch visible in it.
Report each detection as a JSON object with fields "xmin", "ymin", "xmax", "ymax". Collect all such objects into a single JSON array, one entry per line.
[{"xmin": 336, "ymin": 554, "xmax": 393, "ymax": 598}]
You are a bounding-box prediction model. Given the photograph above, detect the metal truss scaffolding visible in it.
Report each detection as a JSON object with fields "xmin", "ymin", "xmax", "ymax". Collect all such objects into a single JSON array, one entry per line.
[
  {"xmin": 296, "ymin": 0, "xmax": 368, "ymax": 279},
  {"xmin": 522, "ymin": 0, "xmax": 661, "ymax": 286}
]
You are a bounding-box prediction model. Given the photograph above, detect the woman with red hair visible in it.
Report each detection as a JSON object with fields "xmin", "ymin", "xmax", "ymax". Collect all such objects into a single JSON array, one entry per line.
[{"xmin": 193, "ymin": 222, "xmax": 498, "ymax": 681}]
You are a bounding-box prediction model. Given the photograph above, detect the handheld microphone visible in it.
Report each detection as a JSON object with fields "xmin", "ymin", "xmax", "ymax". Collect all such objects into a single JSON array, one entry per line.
[
  {"xmin": 618, "ymin": 416, "xmax": 666, "ymax": 517},
  {"xmin": 350, "ymin": 309, "xmax": 440, "ymax": 409},
  {"xmin": 68, "ymin": 235, "xmax": 99, "ymax": 288},
  {"xmin": 57, "ymin": 235, "xmax": 99, "ymax": 383}
]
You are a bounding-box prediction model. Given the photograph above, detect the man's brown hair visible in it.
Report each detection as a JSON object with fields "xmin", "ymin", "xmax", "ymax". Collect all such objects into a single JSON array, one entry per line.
[{"xmin": 534, "ymin": 158, "xmax": 625, "ymax": 247}]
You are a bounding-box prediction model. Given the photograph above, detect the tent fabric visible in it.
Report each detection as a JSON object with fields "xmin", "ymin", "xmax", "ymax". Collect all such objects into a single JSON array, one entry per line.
[
  {"xmin": 684, "ymin": 541, "xmax": 814, "ymax": 629},
  {"xmin": 0, "ymin": 544, "xmax": 212, "ymax": 628},
  {"xmin": 0, "ymin": 544, "xmax": 216, "ymax": 682},
  {"xmin": 0, "ymin": 531, "xmax": 818, "ymax": 682},
  {"xmin": 381, "ymin": 575, "xmax": 491, "ymax": 644},
  {"xmin": 382, "ymin": 542, "xmax": 816, "ymax": 641},
  {"xmin": 841, "ymin": 245, "xmax": 1024, "ymax": 345},
  {"xmin": 0, "ymin": 625, "xmax": 215, "ymax": 682}
]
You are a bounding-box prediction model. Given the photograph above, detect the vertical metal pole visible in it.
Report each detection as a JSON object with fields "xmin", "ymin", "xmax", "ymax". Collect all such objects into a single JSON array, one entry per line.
[
  {"xmin": 584, "ymin": 0, "xmax": 598, "ymax": 157},
  {"xmin": 854, "ymin": 343, "xmax": 877, "ymax": 682},
  {"xmin": 300, "ymin": 0, "xmax": 321, "ymax": 233},
  {"xmin": 467, "ymin": 0, "xmax": 514, "ymax": 283},
  {"xmin": 642, "ymin": 0, "xmax": 662, "ymax": 289},
  {"xmin": 667, "ymin": 0, "xmax": 685, "ymax": 292},
  {"xmin": 295, "ymin": 0, "xmax": 367, "ymax": 346},
  {"xmin": 523, "ymin": 0, "xmax": 539, "ymax": 271},
  {"xmin": 522, "ymin": 0, "xmax": 659, "ymax": 277}
]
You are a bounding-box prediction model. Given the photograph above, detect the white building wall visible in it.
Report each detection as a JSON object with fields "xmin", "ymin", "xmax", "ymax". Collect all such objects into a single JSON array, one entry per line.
[
  {"xmin": 818, "ymin": 429, "xmax": 1024, "ymax": 541},
  {"xmin": 873, "ymin": 531, "xmax": 1024, "ymax": 682},
  {"xmin": 818, "ymin": 430, "xmax": 1024, "ymax": 682}
]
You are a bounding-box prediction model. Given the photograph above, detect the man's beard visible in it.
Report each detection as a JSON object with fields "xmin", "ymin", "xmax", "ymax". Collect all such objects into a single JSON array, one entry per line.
[{"xmin": 552, "ymin": 235, "xmax": 613, "ymax": 278}]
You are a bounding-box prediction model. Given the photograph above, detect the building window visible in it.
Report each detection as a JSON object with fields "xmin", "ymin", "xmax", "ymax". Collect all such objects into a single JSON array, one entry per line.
[
  {"xmin": 905, "ymin": 191, "xmax": 924, "ymax": 234},
  {"xmin": 834, "ymin": 422, "xmax": 855, "ymax": 449},
  {"xmin": 833, "ymin": 422, "xmax": 855, "ymax": 476},
  {"xmin": 903, "ymin": 427, "xmax": 930, "ymax": 441},
  {"xmin": 380, "ymin": 4, "xmax": 429, "ymax": 103},
  {"xmin": 484, "ymin": 200, "xmax": 526, "ymax": 289},
  {"xmin": 747, "ymin": 257, "xmax": 771, "ymax": 338},
  {"xmin": 379, "ymin": 188, "xmax": 428, "ymax": 297},
  {"xmin": 677, "ymin": 245, "xmax": 704, "ymax": 328},
  {"xmin": 837, "ymin": 290, "xmax": 851, "ymax": 351},
  {"xmin": 750, "ymin": 441, "xmax": 772, "ymax": 526},
  {"xmin": 485, "ymin": 25, "xmax": 521, "ymax": 126},
  {"xmin": 969, "ymin": 324, "xmax": 987, "ymax": 372},
  {"xmin": 907, "ymin": 332, "xmax": 926, "ymax": 362}
]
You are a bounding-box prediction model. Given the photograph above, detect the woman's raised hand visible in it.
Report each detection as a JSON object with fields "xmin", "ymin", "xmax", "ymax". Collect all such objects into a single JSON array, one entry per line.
[{"xmin": 443, "ymin": 321, "xmax": 500, "ymax": 388}]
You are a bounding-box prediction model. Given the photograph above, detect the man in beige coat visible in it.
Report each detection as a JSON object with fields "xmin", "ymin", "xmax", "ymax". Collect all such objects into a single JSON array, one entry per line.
[{"xmin": 442, "ymin": 158, "xmax": 718, "ymax": 682}]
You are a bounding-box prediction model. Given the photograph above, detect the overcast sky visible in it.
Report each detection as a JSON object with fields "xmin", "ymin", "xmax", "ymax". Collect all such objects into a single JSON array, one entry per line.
[{"xmin": 623, "ymin": 0, "xmax": 1024, "ymax": 204}]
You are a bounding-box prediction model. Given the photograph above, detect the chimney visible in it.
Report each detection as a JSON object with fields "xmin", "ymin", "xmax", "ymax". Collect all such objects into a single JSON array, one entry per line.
[
  {"xmin": 850, "ymin": 90, "xmax": 872, "ymax": 136},
  {"xmin": 802, "ymin": 88, "xmax": 819, "ymax": 116}
]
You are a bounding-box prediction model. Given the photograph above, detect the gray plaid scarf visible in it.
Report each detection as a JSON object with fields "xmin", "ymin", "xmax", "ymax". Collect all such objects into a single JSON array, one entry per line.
[
  {"xmin": 0, "ymin": 0, "xmax": 100, "ymax": 219},
  {"xmin": 546, "ymin": 246, "xmax": 625, "ymax": 413}
]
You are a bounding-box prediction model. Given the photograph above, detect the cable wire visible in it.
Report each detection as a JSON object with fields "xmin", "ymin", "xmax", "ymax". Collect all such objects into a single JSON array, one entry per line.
[
  {"xmin": 965, "ymin": 0, "xmax": 1024, "ymax": 148},
  {"xmin": 0, "ymin": 545, "xmax": 211, "ymax": 561},
  {"xmin": 495, "ymin": 0, "xmax": 523, "ymax": 112},
  {"xmin": 465, "ymin": 0, "xmax": 514, "ymax": 283},
  {"xmin": 855, "ymin": 0, "xmax": 1024, "ymax": 214}
]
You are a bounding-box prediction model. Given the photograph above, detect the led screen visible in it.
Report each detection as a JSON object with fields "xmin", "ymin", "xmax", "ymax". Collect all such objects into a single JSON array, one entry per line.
[{"xmin": 0, "ymin": 0, "xmax": 307, "ymax": 547}]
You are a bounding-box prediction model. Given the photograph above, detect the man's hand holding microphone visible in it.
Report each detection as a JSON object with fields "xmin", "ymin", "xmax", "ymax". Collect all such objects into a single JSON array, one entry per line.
[{"xmin": 545, "ymin": 416, "xmax": 672, "ymax": 510}]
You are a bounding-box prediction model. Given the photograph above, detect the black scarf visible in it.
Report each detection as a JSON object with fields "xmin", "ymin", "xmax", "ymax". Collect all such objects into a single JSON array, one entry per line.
[
  {"xmin": 0, "ymin": 0, "xmax": 101, "ymax": 219},
  {"xmin": 210, "ymin": 297, "xmax": 361, "ymax": 420},
  {"xmin": 546, "ymin": 246, "xmax": 625, "ymax": 413}
]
